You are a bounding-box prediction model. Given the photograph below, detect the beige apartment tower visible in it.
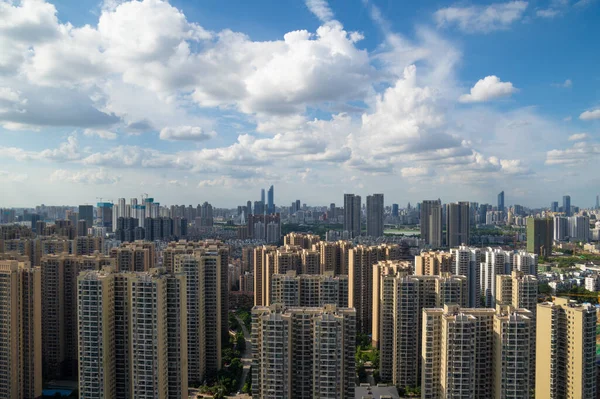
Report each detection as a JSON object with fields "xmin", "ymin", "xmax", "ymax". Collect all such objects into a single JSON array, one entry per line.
[
  {"xmin": 415, "ymin": 251, "xmax": 453, "ymax": 276},
  {"xmin": 0, "ymin": 260, "xmax": 42, "ymax": 399},
  {"xmin": 77, "ymin": 269, "xmax": 116, "ymax": 398},
  {"xmin": 373, "ymin": 262, "xmax": 468, "ymax": 388},
  {"xmin": 421, "ymin": 305, "xmax": 495, "ymax": 399},
  {"xmin": 492, "ymin": 305, "xmax": 533, "ymax": 399},
  {"xmin": 252, "ymin": 304, "xmax": 356, "ymax": 399},
  {"xmin": 536, "ymin": 298, "xmax": 597, "ymax": 399},
  {"xmin": 269, "ymin": 270, "xmax": 348, "ymax": 307},
  {"xmin": 128, "ymin": 269, "xmax": 188, "ymax": 399}
]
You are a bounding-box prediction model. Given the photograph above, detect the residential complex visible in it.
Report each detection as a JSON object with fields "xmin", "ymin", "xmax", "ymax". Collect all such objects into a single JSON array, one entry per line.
[{"xmin": 251, "ymin": 304, "xmax": 356, "ymax": 399}]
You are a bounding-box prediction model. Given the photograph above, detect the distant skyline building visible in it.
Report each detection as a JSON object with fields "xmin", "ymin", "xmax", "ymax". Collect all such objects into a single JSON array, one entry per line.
[
  {"xmin": 498, "ymin": 191, "xmax": 505, "ymax": 212},
  {"xmin": 366, "ymin": 193, "xmax": 384, "ymax": 237},
  {"xmin": 446, "ymin": 201, "xmax": 470, "ymax": 247},
  {"xmin": 563, "ymin": 194, "xmax": 571, "ymax": 216},
  {"xmin": 267, "ymin": 185, "xmax": 274, "ymax": 214},
  {"xmin": 551, "ymin": 201, "xmax": 559, "ymax": 213},
  {"xmin": 78, "ymin": 204, "xmax": 93, "ymax": 229},
  {"xmin": 343, "ymin": 194, "xmax": 361, "ymax": 238},
  {"xmin": 391, "ymin": 203, "xmax": 399, "ymax": 217},
  {"xmin": 526, "ymin": 217, "xmax": 553, "ymax": 258},
  {"xmin": 261, "ymin": 188, "xmax": 265, "ymax": 204},
  {"xmin": 420, "ymin": 200, "xmax": 442, "ymax": 248}
]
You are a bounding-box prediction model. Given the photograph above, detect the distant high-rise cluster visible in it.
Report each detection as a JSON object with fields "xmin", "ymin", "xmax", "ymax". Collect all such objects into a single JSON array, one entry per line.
[{"xmin": 3, "ymin": 190, "xmax": 600, "ymax": 399}]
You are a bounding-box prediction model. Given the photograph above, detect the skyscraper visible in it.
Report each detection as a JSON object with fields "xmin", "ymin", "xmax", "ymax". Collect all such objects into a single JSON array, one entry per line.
[
  {"xmin": 563, "ymin": 194, "xmax": 571, "ymax": 216},
  {"xmin": 497, "ymin": 191, "xmax": 505, "ymax": 212},
  {"xmin": 366, "ymin": 193, "xmax": 384, "ymax": 237},
  {"xmin": 0, "ymin": 260, "xmax": 42, "ymax": 399},
  {"xmin": 252, "ymin": 304, "xmax": 356, "ymax": 399},
  {"xmin": 391, "ymin": 203, "xmax": 399, "ymax": 217},
  {"xmin": 267, "ymin": 185, "xmax": 274, "ymax": 214},
  {"xmin": 78, "ymin": 204, "xmax": 94, "ymax": 229},
  {"xmin": 536, "ymin": 298, "xmax": 597, "ymax": 399},
  {"xmin": 526, "ymin": 217, "xmax": 553, "ymax": 258},
  {"xmin": 343, "ymin": 194, "xmax": 361, "ymax": 238},
  {"xmin": 596, "ymin": 195, "xmax": 599, "ymax": 210},
  {"xmin": 420, "ymin": 200, "xmax": 442, "ymax": 247},
  {"xmin": 551, "ymin": 201, "xmax": 559, "ymax": 213},
  {"xmin": 446, "ymin": 201, "xmax": 470, "ymax": 247},
  {"xmin": 261, "ymin": 188, "xmax": 265, "ymax": 204}
]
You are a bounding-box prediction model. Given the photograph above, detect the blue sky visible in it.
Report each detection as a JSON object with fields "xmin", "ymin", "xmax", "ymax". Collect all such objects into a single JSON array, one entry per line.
[{"xmin": 0, "ymin": 0, "xmax": 599, "ymax": 208}]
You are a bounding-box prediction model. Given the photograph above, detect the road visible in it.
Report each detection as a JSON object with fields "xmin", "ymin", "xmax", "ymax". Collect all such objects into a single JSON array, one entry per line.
[{"xmin": 234, "ymin": 314, "xmax": 252, "ymax": 394}]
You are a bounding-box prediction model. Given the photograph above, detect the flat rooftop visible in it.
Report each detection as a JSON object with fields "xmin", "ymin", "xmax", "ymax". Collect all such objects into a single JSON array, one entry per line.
[{"xmin": 355, "ymin": 384, "xmax": 400, "ymax": 399}]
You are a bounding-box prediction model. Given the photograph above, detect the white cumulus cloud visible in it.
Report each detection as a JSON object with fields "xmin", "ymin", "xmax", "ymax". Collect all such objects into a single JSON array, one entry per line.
[
  {"xmin": 435, "ymin": 1, "xmax": 528, "ymax": 33},
  {"xmin": 568, "ymin": 133, "xmax": 589, "ymax": 141},
  {"xmin": 159, "ymin": 126, "xmax": 216, "ymax": 141},
  {"xmin": 580, "ymin": 109, "xmax": 600, "ymax": 121},
  {"xmin": 83, "ymin": 128, "xmax": 117, "ymax": 140},
  {"xmin": 459, "ymin": 76, "xmax": 517, "ymax": 103},
  {"xmin": 305, "ymin": 0, "xmax": 334, "ymax": 22},
  {"xmin": 49, "ymin": 168, "xmax": 120, "ymax": 184}
]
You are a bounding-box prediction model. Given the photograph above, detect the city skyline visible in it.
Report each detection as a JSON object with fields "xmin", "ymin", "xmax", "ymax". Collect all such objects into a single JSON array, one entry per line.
[{"xmin": 1, "ymin": 0, "xmax": 600, "ymax": 207}]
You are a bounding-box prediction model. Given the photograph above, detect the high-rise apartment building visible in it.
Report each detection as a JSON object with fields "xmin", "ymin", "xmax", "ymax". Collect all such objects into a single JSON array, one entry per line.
[
  {"xmin": 374, "ymin": 264, "xmax": 467, "ymax": 386},
  {"xmin": 349, "ymin": 245, "xmax": 383, "ymax": 334},
  {"xmin": 420, "ymin": 200, "xmax": 442, "ymax": 247},
  {"xmin": 343, "ymin": 194, "xmax": 361, "ymax": 238},
  {"xmin": 128, "ymin": 269, "xmax": 187, "ymax": 399},
  {"xmin": 283, "ymin": 232, "xmax": 320, "ymax": 249},
  {"xmin": 480, "ymin": 247, "xmax": 513, "ymax": 308},
  {"xmin": 526, "ymin": 217, "xmax": 553, "ymax": 258},
  {"xmin": 40, "ymin": 254, "xmax": 80, "ymax": 379},
  {"xmin": 415, "ymin": 251, "xmax": 453, "ymax": 276},
  {"xmin": 252, "ymin": 304, "xmax": 356, "ymax": 399},
  {"xmin": 446, "ymin": 201, "xmax": 470, "ymax": 247},
  {"xmin": 536, "ymin": 298, "xmax": 597, "ymax": 399},
  {"xmin": 450, "ymin": 246, "xmax": 481, "ymax": 307},
  {"xmin": 0, "ymin": 260, "xmax": 42, "ymax": 399},
  {"xmin": 253, "ymin": 245, "xmax": 276, "ymax": 306},
  {"xmin": 421, "ymin": 305, "xmax": 495, "ymax": 398},
  {"xmin": 77, "ymin": 269, "xmax": 116, "ymax": 398},
  {"xmin": 270, "ymin": 270, "xmax": 348, "ymax": 307},
  {"xmin": 563, "ymin": 194, "xmax": 572, "ymax": 216},
  {"xmin": 492, "ymin": 305, "xmax": 533, "ymax": 399},
  {"xmin": 366, "ymin": 193, "xmax": 384, "ymax": 237},
  {"xmin": 496, "ymin": 271, "xmax": 538, "ymax": 383},
  {"xmin": 553, "ymin": 215, "xmax": 568, "ymax": 241},
  {"xmin": 110, "ymin": 241, "xmax": 155, "ymax": 272},
  {"xmin": 569, "ymin": 215, "xmax": 590, "ymax": 242},
  {"xmin": 78, "ymin": 205, "xmax": 94, "ymax": 229}
]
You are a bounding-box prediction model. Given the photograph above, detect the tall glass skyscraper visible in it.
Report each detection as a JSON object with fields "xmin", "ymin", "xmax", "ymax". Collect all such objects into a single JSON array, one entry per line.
[
  {"xmin": 497, "ymin": 191, "xmax": 504, "ymax": 213},
  {"xmin": 563, "ymin": 195, "xmax": 571, "ymax": 216},
  {"xmin": 267, "ymin": 185, "xmax": 274, "ymax": 214}
]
